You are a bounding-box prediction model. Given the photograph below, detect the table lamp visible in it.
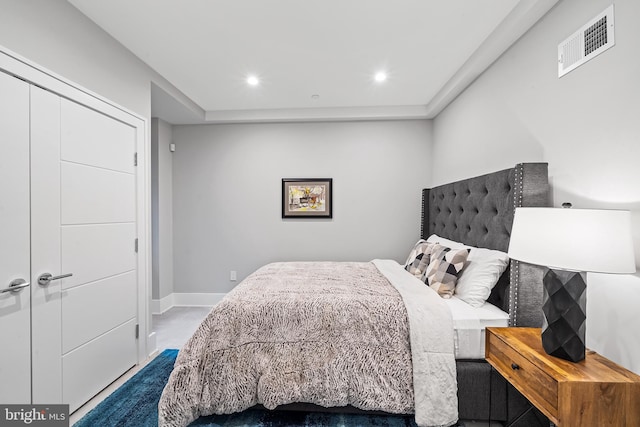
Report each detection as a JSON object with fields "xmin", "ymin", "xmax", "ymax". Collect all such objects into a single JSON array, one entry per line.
[{"xmin": 507, "ymin": 205, "xmax": 636, "ymax": 362}]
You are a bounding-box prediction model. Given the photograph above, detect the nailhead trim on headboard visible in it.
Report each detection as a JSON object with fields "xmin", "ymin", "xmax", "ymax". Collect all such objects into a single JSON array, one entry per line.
[
  {"xmin": 420, "ymin": 188, "xmax": 428, "ymax": 240},
  {"xmin": 509, "ymin": 163, "xmax": 524, "ymax": 326}
]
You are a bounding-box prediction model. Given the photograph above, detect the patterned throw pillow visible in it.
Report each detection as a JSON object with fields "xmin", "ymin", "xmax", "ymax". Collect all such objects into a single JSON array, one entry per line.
[
  {"xmin": 404, "ymin": 240, "xmax": 436, "ymax": 279},
  {"xmin": 425, "ymin": 244, "xmax": 470, "ymax": 298}
]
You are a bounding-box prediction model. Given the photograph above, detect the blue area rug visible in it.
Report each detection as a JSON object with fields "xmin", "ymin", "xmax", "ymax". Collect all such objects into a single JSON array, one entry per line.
[{"xmin": 74, "ymin": 349, "xmax": 419, "ymax": 427}]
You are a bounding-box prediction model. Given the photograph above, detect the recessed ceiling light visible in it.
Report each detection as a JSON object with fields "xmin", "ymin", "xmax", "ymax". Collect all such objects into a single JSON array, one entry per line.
[
  {"xmin": 374, "ymin": 72, "xmax": 387, "ymax": 83},
  {"xmin": 247, "ymin": 75, "xmax": 259, "ymax": 86},
  {"xmin": 311, "ymin": 94, "xmax": 320, "ymax": 100}
]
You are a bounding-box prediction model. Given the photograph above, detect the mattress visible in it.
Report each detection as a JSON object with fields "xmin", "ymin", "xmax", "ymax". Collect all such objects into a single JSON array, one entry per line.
[{"xmin": 444, "ymin": 296, "xmax": 509, "ymax": 359}]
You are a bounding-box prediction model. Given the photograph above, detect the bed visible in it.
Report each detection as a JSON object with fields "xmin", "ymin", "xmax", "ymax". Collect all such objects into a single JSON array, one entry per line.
[{"xmin": 158, "ymin": 162, "xmax": 550, "ymax": 427}]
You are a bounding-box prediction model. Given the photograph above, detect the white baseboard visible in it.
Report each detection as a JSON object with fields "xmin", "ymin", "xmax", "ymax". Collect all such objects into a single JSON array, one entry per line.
[
  {"xmin": 151, "ymin": 294, "xmax": 175, "ymax": 315},
  {"xmin": 152, "ymin": 292, "xmax": 225, "ymax": 314},
  {"xmin": 173, "ymin": 292, "xmax": 226, "ymax": 307},
  {"xmin": 147, "ymin": 332, "xmax": 158, "ymax": 358}
]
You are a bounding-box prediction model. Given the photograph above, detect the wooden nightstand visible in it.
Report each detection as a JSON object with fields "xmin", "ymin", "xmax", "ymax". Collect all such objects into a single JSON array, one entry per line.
[{"xmin": 486, "ymin": 327, "xmax": 640, "ymax": 427}]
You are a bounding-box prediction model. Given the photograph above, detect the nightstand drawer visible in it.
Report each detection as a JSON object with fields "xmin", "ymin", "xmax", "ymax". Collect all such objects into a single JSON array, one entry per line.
[
  {"xmin": 487, "ymin": 331, "xmax": 558, "ymax": 419},
  {"xmin": 486, "ymin": 327, "xmax": 640, "ymax": 427}
]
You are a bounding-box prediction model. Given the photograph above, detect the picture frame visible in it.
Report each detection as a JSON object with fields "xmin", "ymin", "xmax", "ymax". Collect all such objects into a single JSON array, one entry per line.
[{"xmin": 282, "ymin": 178, "xmax": 333, "ymax": 218}]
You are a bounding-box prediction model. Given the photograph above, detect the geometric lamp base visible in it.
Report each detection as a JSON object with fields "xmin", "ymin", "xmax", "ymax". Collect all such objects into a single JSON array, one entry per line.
[{"xmin": 541, "ymin": 269, "xmax": 587, "ymax": 362}]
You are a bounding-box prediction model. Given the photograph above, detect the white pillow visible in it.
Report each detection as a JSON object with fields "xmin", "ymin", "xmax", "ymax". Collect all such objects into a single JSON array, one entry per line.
[
  {"xmin": 426, "ymin": 234, "xmax": 509, "ymax": 307},
  {"xmin": 426, "ymin": 235, "xmax": 467, "ymax": 250}
]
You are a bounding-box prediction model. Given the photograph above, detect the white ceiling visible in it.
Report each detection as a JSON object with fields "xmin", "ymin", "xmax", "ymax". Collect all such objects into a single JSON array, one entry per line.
[{"xmin": 68, "ymin": 0, "xmax": 559, "ymax": 124}]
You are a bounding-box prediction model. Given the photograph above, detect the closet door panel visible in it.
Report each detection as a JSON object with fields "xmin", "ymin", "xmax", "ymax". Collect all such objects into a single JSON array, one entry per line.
[
  {"xmin": 0, "ymin": 71, "xmax": 31, "ymax": 404},
  {"xmin": 61, "ymin": 162, "xmax": 135, "ymax": 225},
  {"xmin": 61, "ymin": 98, "xmax": 135, "ymax": 174},
  {"xmin": 61, "ymin": 223, "xmax": 136, "ymax": 290},
  {"xmin": 62, "ymin": 319, "xmax": 137, "ymax": 413},
  {"xmin": 62, "ymin": 271, "xmax": 137, "ymax": 353}
]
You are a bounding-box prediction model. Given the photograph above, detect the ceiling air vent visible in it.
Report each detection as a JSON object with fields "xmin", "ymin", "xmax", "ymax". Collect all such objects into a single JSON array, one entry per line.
[{"xmin": 558, "ymin": 5, "xmax": 615, "ymax": 77}]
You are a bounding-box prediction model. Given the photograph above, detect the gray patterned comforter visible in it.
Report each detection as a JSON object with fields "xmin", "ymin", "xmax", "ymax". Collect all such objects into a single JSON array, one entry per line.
[{"xmin": 158, "ymin": 261, "xmax": 457, "ymax": 427}]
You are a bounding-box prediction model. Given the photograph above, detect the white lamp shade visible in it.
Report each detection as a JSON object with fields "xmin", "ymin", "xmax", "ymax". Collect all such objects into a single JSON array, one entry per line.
[{"xmin": 508, "ymin": 207, "xmax": 636, "ymax": 274}]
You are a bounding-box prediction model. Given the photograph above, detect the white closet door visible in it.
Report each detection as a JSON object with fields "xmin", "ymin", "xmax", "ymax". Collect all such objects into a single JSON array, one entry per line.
[
  {"xmin": 59, "ymin": 98, "xmax": 138, "ymax": 412},
  {"xmin": 0, "ymin": 72, "xmax": 31, "ymax": 403},
  {"xmin": 31, "ymin": 95, "xmax": 138, "ymax": 412}
]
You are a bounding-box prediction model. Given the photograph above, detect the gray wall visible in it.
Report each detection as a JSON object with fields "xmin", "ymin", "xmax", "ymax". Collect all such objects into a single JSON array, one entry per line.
[
  {"xmin": 0, "ymin": 0, "xmax": 196, "ymax": 338},
  {"xmin": 151, "ymin": 119, "xmax": 174, "ymax": 300},
  {"xmin": 432, "ymin": 0, "xmax": 640, "ymax": 373},
  {"xmin": 0, "ymin": 0, "xmax": 197, "ymax": 120},
  {"xmin": 172, "ymin": 120, "xmax": 432, "ymax": 293}
]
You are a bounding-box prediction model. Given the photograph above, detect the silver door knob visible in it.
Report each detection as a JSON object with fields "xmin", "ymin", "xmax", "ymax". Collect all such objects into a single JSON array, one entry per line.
[
  {"xmin": 38, "ymin": 272, "xmax": 73, "ymax": 286},
  {"xmin": 1, "ymin": 278, "xmax": 30, "ymax": 294}
]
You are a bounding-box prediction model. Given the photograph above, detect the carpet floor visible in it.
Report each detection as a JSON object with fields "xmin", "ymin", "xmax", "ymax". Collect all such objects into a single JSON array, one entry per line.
[{"xmin": 73, "ymin": 349, "xmax": 421, "ymax": 427}]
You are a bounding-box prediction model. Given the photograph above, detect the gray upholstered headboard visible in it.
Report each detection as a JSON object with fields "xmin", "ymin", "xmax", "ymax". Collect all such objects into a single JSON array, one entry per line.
[{"xmin": 421, "ymin": 163, "xmax": 550, "ymax": 327}]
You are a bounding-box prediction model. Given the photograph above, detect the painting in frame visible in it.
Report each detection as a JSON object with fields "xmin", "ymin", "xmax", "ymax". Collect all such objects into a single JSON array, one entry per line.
[{"xmin": 282, "ymin": 178, "xmax": 333, "ymax": 218}]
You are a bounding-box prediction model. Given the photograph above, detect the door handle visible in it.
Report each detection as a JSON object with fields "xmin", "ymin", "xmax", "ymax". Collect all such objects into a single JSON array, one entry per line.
[
  {"xmin": 38, "ymin": 272, "xmax": 73, "ymax": 286},
  {"xmin": 1, "ymin": 278, "xmax": 30, "ymax": 294}
]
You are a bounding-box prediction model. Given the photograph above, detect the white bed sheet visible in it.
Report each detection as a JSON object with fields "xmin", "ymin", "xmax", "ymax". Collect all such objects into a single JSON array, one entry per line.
[{"xmin": 443, "ymin": 296, "xmax": 509, "ymax": 359}]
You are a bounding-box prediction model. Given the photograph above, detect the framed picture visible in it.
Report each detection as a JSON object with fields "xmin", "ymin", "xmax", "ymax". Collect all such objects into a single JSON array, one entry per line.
[{"xmin": 282, "ymin": 178, "xmax": 333, "ymax": 218}]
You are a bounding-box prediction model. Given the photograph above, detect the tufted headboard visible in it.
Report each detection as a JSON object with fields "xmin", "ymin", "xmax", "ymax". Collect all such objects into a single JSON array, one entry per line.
[{"xmin": 421, "ymin": 163, "xmax": 550, "ymax": 327}]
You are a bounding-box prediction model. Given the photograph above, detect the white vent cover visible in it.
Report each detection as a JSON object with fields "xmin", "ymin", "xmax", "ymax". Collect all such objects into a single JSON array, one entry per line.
[{"xmin": 558, "ymin": 5, "xmax": 615, "ymax": 77}]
